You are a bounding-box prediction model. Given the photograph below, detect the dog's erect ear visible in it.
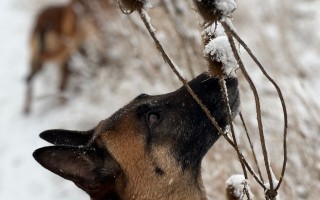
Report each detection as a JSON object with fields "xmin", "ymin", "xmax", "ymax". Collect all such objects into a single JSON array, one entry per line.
[
  {"xmin": 33, "ymin": 146, "xmax": 121, "ymax": 196},
  {"xmin": 39, "ymin": 129, "xmax": 94, "ymax": 146}
]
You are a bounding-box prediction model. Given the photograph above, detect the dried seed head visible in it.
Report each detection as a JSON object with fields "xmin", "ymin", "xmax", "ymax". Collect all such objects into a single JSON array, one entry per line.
[
  {"xmin": 117, "ymin": 0, "xmax": 152, "ymax": 13},
  {"xmin": 225, "ymin": 175, "xmax": 254, "ymax": 200},
  {"xmin": 193, "ymin": 0, "xmax": 237, "ymax": 22},
  {"xmin": 202, "ymin": 22, "xmax": 238, "ymax": 78}
]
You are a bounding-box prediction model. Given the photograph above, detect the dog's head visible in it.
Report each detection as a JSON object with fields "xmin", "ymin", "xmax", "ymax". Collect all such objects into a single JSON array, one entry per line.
[{"xmin": 33, "ymin": 73, "xmax": 240, "ymax": 199}]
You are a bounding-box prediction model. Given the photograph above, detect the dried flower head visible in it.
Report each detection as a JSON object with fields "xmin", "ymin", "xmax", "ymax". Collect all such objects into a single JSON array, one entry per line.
[
  {"xmin": 193, "ymin": 0, "xmax": 236, "ymax": 22},
  {"xmin": 117, "ymin": 0, "xmax": 152, "ymax": 13},
  {"xmin": 202, "ymin": 22, "xmax": 238, "ymax": 78}
]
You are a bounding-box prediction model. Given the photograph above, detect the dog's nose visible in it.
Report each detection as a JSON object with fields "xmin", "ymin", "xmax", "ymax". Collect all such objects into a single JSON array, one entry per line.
[{"xmin": 186, "ymin": 73, "xmax": 240, "ymax": 118}]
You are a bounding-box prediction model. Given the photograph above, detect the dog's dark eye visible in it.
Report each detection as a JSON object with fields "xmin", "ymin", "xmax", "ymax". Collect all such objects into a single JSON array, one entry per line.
[{"xmin": 147, "ymin": 112, "xmax": 160, "ymax": 127}]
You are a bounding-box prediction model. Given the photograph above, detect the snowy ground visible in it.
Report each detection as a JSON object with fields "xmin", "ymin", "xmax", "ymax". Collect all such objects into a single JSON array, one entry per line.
[
  {"xmin": 0, "ymin": 1, "xmax": 177, "ymax": 199},
  {"xmin": 0, "ymin": 0, "xmax": 86, "ymax": 199},
  {"xmin": 0, "ymin": 0, "xmax": 319, "ymax": 200}
]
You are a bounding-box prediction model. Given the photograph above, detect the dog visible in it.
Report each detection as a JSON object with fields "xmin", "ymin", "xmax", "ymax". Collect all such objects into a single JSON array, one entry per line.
[
  {"xmin": 24, "ymin": 0, "xmax": 113, "ymax": 114},
  {"xmin": 33, "ymin": 72, "xmax": 240, "ymax": 200}
]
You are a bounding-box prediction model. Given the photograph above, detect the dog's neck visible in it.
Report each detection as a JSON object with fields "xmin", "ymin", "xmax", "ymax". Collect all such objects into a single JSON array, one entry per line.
[
  {"xmin": 112, "ymin": 156, "xmax": 208, "ymax": 200},
  {"xmin": 114, "ymin": 171, "xmax": 207, "ymax": 200},
  {"xmin": 101, "ymin": 134, "xmax": 207, "ymax": 200}
]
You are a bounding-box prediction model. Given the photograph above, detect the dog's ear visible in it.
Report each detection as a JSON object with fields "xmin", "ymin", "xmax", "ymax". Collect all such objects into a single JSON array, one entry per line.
[
  {"xmin": 39, "ymin": 129, "xmax": 93, "ymax": 146},
  {"xmin": 33, "ymin": 146, "xmax": 121, "ymax": 195}
]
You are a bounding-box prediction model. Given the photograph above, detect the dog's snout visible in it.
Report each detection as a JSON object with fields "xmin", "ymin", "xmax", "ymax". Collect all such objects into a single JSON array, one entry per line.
[{"xmin": 185, "ymin": 73, "xmax": 240, "ymax": 118}]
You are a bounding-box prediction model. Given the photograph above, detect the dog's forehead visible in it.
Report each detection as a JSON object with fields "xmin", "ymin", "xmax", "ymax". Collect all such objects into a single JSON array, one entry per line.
[
  {"xmin": 118, "ymin": 93, "xmax": 175, "ymax": 115},
  {"xmin": 97, "ymin": 74, "xmax": 220, "ymax": 133}
]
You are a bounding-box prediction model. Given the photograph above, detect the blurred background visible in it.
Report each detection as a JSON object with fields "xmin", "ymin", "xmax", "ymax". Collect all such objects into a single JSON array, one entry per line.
[{"xmin": 0, "ymin": 0, "xmax": 319, "ymax": 199}]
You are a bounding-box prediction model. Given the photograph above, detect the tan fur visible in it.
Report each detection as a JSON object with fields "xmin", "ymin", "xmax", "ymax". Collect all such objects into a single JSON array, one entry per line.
[
  {"xmin": 30, "ymin": 3, "xmax": 80, "ymax": 61},
  {"xmin": 98, "ymin": 113, "xmax": 208, "ymax": 200},
  {"xmin": 24, "ymin": 0, "xmax": 113, "ymax": 114},
  {"xmin": 34, "ymin": 73, "xmax": 240, "ymax": 199}
]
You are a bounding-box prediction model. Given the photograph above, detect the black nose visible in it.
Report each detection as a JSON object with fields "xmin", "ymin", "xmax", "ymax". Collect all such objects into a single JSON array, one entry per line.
[{"xmin": 186, "ymin": 72, "xmax": 240, "ymax": 119}]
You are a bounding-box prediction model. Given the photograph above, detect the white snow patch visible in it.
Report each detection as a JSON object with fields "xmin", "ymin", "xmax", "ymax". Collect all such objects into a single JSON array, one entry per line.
[
  {"xmin": 141, "ymin": 0, "xmax": 153, "ymax": 10},
  {"xmin": 202, "ymin": 22, "xmax": 225, "ymax": 38},
  {"xmin": 140, "ymin": 8, "xmax": 155, "ymax": 32},
  {"xmin": 204, "ymin": 35, "xmax": 238, "ymax": 77},
  {"xmin": 202, "ymin": 22, "xmax": 238, "ymax": 77},
  {"xmin": 225, "ymin": 174, "xmax": 254, "ymax": 199},
  {"xmin": 264, "ymin": 167, "xmax": 280, "ymax": 200},
  {"xmin": 216, "ymin": 0, "xmax": 237, "ymax": 17}
]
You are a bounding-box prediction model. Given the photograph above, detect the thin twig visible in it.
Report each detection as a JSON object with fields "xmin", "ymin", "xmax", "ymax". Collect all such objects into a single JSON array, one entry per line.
[
  {"xmin": 223, "ymin": 24, "xmax": 288, "ymax": 191},
  {"xmin": 239, "ymin": 148, "xmax": 266, "ymax": 189},
  {"xmin": 222, "ymin": 134, "xmax": 266, "ymax": 189},
  {"xmin": 240, "ymin": 112, "xmax": 265, "ymax": 183},
  {"xmin": 138, "ymin": 9, "xmax": 225, "ymax": 135},
  {"xmin": 220, "ymin": 79, "xmax": 248, "ymax": 179},
  {"xmin": 221, "ymin": 22, "xmax": 275, "ymax": 191},
  {"xmin": 220, "ymin": 79, "xmax": 255, "ymax": 200},
  {"xmin": 243, "ymin": 181, "xmax": 252, "ymax": 200},
  {"xmin": 138, "ymin": 8, "xmax": 267, "ymax": 190}
]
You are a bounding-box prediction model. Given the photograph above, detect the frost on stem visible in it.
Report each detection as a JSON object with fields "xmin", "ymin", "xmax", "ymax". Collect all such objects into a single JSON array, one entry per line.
[
  {"xmin": 193, "ymin": 0, "xmax": 237, "ymax": 22},
  {"xmin": 264, "ymin": 167, "xmax": 280, "ymax": 200},
  {"xmin": 226, "ymin": 175, "xmax": 254, "ymax": 200},
  {"xmin": 202, "ymin": 22, "xmax": 238, "ymax": 78}
]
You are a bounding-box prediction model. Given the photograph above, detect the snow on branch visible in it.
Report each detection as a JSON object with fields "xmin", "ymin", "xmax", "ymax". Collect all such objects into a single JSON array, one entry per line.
[
  {"xmin": 117, "ymin": 0, "xmax": 228, "ymax": 137},
  {"xmin": 226, "ymin": 175, "xmax": 254, "ymax": 200},
  {"xmin": 202, "ymin": 22, "xmax": 238, "ymax": 78},
  {"xmin": 114, "ymin": 1, "xmax": 287, "ymax": 199},
  {"xmin": 117, "ymin": 0, "xmax": 152, "ymax": 13},
  {"xmin": 197, "ymin": 1, "xmax": 287, "ymax": 200},
  {"xmin": 193, "ymin": 0, "xmax": 236, "ymax": 21}
]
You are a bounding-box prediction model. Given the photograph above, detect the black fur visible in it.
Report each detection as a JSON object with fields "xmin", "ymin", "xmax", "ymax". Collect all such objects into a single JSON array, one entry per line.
[
  {"xmin": 33, "ymin": 72, "xmax": 240, "ymax": 199},
  {"xmin": 103, "ymin": 73, "xmax": 239, "ymax": 170}
]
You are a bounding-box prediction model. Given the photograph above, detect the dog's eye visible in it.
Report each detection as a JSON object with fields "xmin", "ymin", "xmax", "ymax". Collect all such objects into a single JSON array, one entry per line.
[{"xmin": 147, "ymin": 112, "xmax": 161, "ymax": 127}]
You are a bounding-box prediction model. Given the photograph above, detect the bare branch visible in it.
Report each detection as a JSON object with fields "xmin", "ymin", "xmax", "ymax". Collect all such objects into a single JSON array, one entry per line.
[
  {"xmin": 222, "ymin": 24, "xmax": 288, "ymax": 191},
  {"xmin": 221, "ymin": 22, "xmax": 275, "ymax": 191},
  {"xmin": 136, "ymin": 3, "xmax": 274, "ymax": 195},
  {"xmin": 220, "ymin": 79, "xmax": 248, "ymax": 179},
  {"xmin": 240, "ymin": 112, "xmax": 265, "ymax": 183},
  {"xmin": 137, "ymin": 9, "xmax": 225, "ymax": 136}
]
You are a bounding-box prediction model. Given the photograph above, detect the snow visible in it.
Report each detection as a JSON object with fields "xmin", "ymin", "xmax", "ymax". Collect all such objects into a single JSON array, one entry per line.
[
  {"xmin": 0, "ymin": 1, "xmax": 157, "ymax": 199},
  {"xmin": 215, "ymin": 0, "xmax": 237, "ymax": 17},
  {"xmin": 139, "ymin": 8, "xmax": 156, "ymax": 32},
  {"xmin": 141, "ymin": 0, "xmax": 152, "ymax": 10},
  {"xmin": 202, "ymin": 22, "xmax": 225, "ymax": 37},
  {"xmin": 225, "ymin": 174, "xmax": 254, "ymax": 200},
  {"xmin": 263, "ymin": 167, "xmax": 281, "ymax": 200},
  {"xmin": 203, "ymin": 22, "xmax": 238, "ymax": 77},
  {"xmin": 0, "ymin": 1, "xmax": 87, "ymax": 190},
  {"xmin": 204, "ymin": 35, "xmax": 237, "ymax": 76},
  {"xmin": 195, "ymin": 0, "xmax": 236, "ymax": 19},
  {"xmin": 1, "ymin": 0, "xmax": 319, "ymax": 200}
]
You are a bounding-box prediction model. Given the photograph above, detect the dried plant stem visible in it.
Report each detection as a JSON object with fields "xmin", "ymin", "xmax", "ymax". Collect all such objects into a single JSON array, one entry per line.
[
  {"xmin": 243, "ymin": 181, "xmax": 252, "ymax": 200},
  {"xmin": 222, "ymin": 22, "xmax": 275, "ymax": 194},
  {"xmin": 138, "ymin": 9, "xmax": 225, "ymax": 135},
  {"xmin": 223, "ymin": 23, "xmax": 288, "ymax": 191},
  {"xmin": 240, "ymin": 112, "xmax": 265, "ymax": 183},
  {"xmin": 238, "ymin": 148, "xmax": 266, "ymax": 189},
  {"xmin": 138, "ymin": 8, "xmax": 267, "ymax": 190},
  {"xmin": 220, "ymin": 79, "xmax": 248, "ymax": 179}
]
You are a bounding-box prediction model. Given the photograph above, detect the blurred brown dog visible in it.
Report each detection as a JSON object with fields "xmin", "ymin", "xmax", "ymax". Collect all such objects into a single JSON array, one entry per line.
[{"xmin": 24, "ymin": 0, "xmax": 112, "ymax": 114}]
